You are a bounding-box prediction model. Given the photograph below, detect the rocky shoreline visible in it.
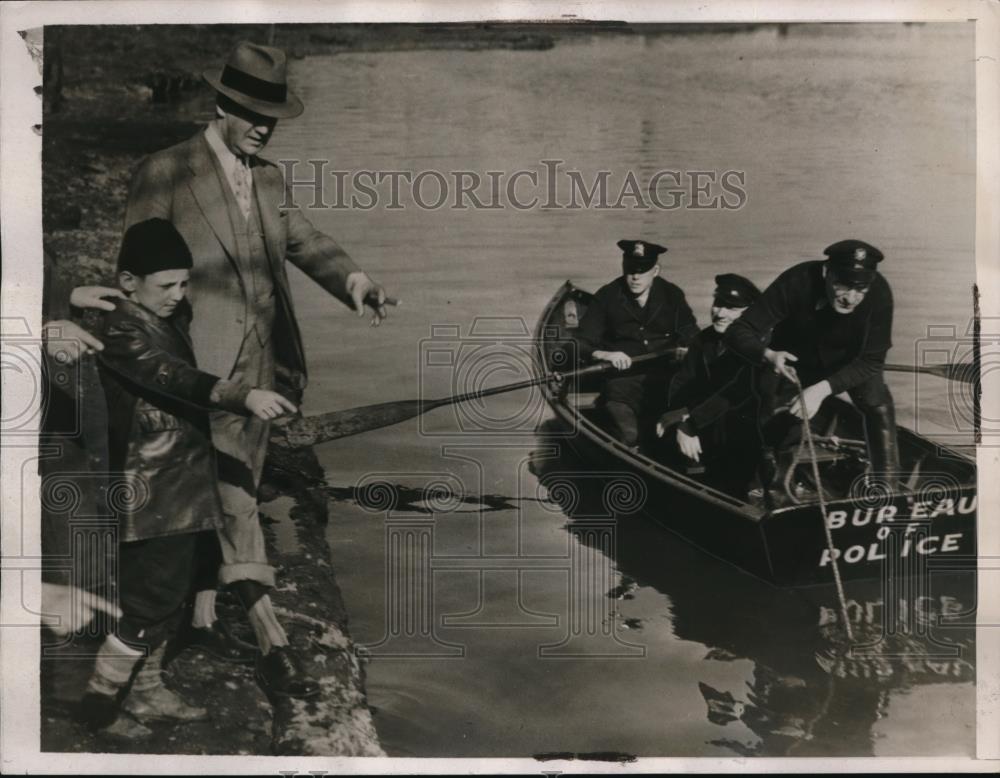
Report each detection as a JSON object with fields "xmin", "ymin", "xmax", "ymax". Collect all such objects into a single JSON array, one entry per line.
[{"xmin": 37, "ymin": 24, "xmax": 397, "ymax": 757}]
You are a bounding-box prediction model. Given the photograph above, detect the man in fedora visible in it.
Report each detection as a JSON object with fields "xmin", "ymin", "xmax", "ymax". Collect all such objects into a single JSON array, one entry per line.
[{"xmin": 124, "ymin": 41, "xmax": 391, "ymax": 700}]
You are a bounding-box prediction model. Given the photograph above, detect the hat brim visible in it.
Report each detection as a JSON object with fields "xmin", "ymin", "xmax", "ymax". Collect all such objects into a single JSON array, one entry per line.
[
  {"xmin": 203, "ymin": 69, "xmax": 304, "ymax": 119},
  {"xmin": 713, "ymin": 295, "xmax": 752, "ymax": 309},
  {"xmin": 828, "ymin": 267, "xmax": 877, "ymax": 288}
]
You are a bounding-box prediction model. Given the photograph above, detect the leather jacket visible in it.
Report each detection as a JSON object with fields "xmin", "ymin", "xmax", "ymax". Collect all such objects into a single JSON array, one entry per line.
[{"xmin": 98, "ymin": 298, "xmax": 248, "ymax": 542}]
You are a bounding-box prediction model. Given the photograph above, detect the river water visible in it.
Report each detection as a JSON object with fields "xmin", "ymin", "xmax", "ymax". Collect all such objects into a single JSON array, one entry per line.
[{"xmin": 267, "ymin": 23, "xmax": 977, "ymax": 757}]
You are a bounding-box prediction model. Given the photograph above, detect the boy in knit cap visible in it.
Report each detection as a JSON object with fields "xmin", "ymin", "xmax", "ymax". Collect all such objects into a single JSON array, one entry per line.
[{"xmin": 79, "ymin": 218, "xmax": 296, "ymax": 734}]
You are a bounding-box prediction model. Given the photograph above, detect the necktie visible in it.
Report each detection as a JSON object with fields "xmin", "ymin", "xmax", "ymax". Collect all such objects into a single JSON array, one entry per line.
[{"xmin": 234, "ymin": 155, "xmax": 252, "ymax": 220}]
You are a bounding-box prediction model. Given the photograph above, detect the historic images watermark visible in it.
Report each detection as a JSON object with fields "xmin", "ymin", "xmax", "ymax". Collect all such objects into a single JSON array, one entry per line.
[
  {"xmin": 279, "ymin": 159, "xmax": 748, "ymax": 211},
  {"xmin": 2, "ymin": 316, "xmax": 134, "ymax": 651},
  {"xmin": 910, "ymin": 316, "xmax": 994, "ymax": 447}
]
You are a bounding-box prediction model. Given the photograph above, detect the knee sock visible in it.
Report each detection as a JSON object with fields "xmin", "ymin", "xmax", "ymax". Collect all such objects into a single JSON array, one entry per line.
[
  {"xmin": 191, "ymin": 589, "xmax": 217, "ymax": 629},
  {"xmin": 246, "ymin": 595, "xmax": 288, "ymax": 655},
  {"xmin": 87, "ymin": 634, "xmax": 143, "ymax": 697},
  {"xmin": 131, "ymin": 642, "xmax": 168, "ymax": 693}
]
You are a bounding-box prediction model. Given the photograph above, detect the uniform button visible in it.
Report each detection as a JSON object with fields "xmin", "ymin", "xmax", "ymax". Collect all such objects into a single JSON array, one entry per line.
[{"xmin": 643, "ymin": 339, "xmax": 649, "ymax": 345}]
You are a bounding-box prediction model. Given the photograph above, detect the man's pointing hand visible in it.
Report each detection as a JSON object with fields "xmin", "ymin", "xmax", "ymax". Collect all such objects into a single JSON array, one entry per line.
[{"xmin": 346, "ymin": 271, "xmax": 389, "ymax": 327}]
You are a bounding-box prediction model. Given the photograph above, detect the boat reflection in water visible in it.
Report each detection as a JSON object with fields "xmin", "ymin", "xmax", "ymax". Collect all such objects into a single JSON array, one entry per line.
[{"xmin": 530, "ymin": 424, "xmax": 975, "ymax": 757}]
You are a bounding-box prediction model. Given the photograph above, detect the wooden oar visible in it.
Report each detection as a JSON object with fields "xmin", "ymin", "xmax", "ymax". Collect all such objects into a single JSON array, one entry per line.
[
  {"xmin": 272, "ymin": 349, "xmax": 676, "ymax": 449},
  {"xmin": 883, "ymin": 362, "xmax": 978, "ymax": 383}
]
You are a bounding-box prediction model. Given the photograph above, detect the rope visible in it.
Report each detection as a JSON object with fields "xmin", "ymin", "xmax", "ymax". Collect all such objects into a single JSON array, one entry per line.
[
  {"xmin": 792, "ymin": 375, "xmax": 855, "ymax": 643},
  {"xmin": 782, "ymin": 432, "xmax": 808, "ymax": 503}
]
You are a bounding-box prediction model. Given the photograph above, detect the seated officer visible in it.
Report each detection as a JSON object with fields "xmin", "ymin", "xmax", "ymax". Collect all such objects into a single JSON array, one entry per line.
[
  {"xmin": 725, "ymin": 239, "xmax": 899, "ymax": 491},
  {"xmin": 577, "ymin": 239, "xmax": 699, "ymax": 448},
  {"xmin": 656, "ymin": 273, "xmax": 762, "ymax": 496}
]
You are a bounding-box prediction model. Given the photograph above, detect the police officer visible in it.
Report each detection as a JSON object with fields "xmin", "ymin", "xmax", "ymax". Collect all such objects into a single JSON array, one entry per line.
[
  {"xmin": 577, "ymin": 239, "xmax": 699, "ymax": 448},
  {"xmin": 656, "ymin": 273, "xmax": 762, "ymax": 496},
  {"xmin": 725, "ymin": 239, "xmax": 900, "ymax": 488}
]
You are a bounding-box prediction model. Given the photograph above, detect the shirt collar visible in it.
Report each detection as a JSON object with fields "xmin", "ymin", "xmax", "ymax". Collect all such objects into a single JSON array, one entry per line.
[{"xmin": 205, "ymin": 121, "xmax": 244, "ymax": 173}]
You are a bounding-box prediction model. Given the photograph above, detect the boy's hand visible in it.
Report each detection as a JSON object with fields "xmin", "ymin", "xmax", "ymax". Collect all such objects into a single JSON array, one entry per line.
[{"xmin": 245, "ymin": 389, "xmax": 297, "ymax": 420}]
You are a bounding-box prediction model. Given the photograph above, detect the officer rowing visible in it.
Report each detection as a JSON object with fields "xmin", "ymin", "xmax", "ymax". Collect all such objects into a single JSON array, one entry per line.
[{"xmin": 576, "ymin": 239, "xmax": 699, "ymax": 449}]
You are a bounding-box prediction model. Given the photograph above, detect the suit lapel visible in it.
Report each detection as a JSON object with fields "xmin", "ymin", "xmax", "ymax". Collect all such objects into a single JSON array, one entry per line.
[
  {"xmin": 251, "ymin": 163, "xmax": 284, "ymax": 276},
  {"xmin": 186, "ymin": 131, "xmax": 240, "ymax": 265}
]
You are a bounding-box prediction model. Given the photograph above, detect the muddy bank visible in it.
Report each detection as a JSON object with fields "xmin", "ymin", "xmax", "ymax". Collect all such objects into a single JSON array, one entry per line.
[{"xmin": 38, "ymin": 24, "xmax": 391, "ymax": 756}]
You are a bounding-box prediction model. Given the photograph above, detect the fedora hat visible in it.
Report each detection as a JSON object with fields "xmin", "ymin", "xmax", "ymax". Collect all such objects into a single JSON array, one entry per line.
[{"xmin": 203, "ymin": 41, "xmax": 303, "ymax": 119}]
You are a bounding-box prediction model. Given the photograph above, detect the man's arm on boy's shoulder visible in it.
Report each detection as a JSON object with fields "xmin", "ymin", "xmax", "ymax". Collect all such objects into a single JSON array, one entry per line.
[{"xmin": 99, "ymin": 318, "xmax": 249, "ymax": 413}]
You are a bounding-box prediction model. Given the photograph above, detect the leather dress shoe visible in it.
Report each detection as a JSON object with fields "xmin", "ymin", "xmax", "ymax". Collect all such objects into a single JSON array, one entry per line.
[
  {"xmin": 122, "ymin": 684, "xmax": 210, "ymax": 723},
  {"xmin": 255, "ymin": 646, "xmax": 321, "ymax": 700},
  {"xmin": 186, "ymin": 621, "xmax": 259, "ymax": 665}
]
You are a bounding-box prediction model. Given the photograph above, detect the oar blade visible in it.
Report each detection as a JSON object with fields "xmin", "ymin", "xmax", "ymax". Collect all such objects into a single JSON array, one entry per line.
[
  {"xmin": 272, "ymin": 347, "xmax": 680, "ymax": 449},
  {"xmin": 944, "ymin": 361, "xmax": 980, "ymax": 384},
  {"xmin": 273, "ymin": 398, "xmax": 440, "ymax": 449}
]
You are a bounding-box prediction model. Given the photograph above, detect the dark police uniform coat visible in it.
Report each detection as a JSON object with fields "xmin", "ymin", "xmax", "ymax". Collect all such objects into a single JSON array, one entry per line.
[
  {"xmin": 665, "ymin": 326, "xmax": 759, "ymax": 493},
  {"xmin": 98, "ymin": 298, "xmax": 248, "ymax": 543},
  {"xmin": 725, "ymin": 260, "xmax": 893, "ymax": 402},
  {"xmin": 578, "ymin": 276, "xmax": 699, "ymax": 415},
  {"xmin": 668, "ymin": 326, "xmax": 755, "ymax": 435}
]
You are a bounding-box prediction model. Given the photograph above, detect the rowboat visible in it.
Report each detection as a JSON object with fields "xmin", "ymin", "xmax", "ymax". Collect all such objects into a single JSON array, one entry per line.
[{"xmin": 533, "ymin": 281, "xmax": 978, "ymax": 586}]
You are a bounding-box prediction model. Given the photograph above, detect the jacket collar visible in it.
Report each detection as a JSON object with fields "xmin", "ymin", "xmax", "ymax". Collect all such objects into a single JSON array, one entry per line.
[
  {"xmin": 616, "ymin": 275, "xmax": 665, "ymax": 322},
  {"xmin": 114, "ymin": 297, "xmax": 194, "ymax": 351}
]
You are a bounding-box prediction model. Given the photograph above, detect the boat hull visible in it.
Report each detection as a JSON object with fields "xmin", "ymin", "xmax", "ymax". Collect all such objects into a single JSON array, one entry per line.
[{"xmin": 535, "ymin": 282, "xmax": 977, "ymax": 586}]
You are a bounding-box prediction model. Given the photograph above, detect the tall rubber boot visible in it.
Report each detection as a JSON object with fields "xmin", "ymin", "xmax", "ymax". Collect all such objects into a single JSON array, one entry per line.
[{"xmin": 863, "ymin": 403, "xmax": 901, "ymax": 491}]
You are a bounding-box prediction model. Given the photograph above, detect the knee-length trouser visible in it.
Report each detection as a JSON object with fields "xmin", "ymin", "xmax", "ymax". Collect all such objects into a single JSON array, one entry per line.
[{"xmin": 118, "ymin": 530, "xmax": 219, "ymax": 649}]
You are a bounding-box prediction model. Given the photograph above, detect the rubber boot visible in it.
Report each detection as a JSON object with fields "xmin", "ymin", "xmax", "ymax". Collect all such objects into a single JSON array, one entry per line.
[
  {"xmin": 863, "ymin": 403, "xmax": 901, "ymax": 491},
  {"xmin": 122, "ymin": 643, "xmax": 209, "ymax": 723}
]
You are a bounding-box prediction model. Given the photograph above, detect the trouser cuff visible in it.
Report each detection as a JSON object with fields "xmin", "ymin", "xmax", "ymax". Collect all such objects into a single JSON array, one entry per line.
[{"xmin": 217, "ymin": 562, "xmax": 275, "ymax": 588}]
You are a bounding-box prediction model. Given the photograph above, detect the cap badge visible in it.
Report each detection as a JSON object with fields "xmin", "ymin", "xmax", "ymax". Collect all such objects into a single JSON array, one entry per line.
[
  {"xmin": 854, "ymin": 247, "xmax": 867, "ymax": 261},
  {"xmin": 634, "ymin": 242, "xmax": 645, "ymax": 257}
]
